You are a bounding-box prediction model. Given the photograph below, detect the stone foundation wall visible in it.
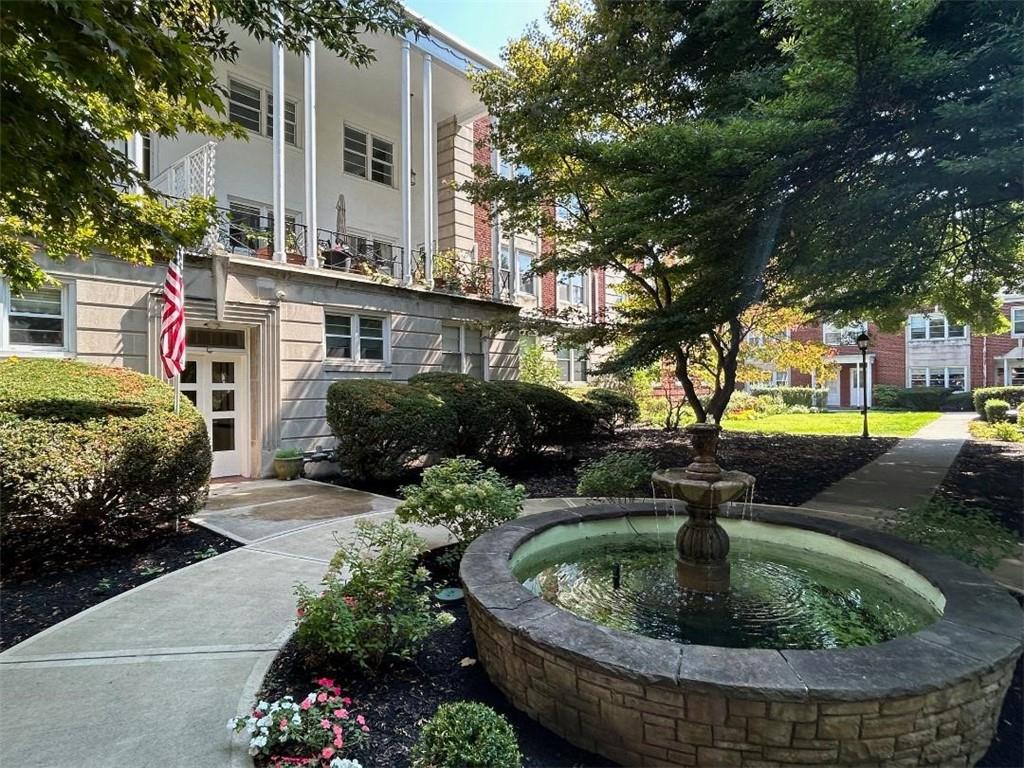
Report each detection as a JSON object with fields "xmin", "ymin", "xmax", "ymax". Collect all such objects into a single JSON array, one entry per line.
[{"xmin": 468, "ymin": 596, "xmax": 1014, "ymax": 767}]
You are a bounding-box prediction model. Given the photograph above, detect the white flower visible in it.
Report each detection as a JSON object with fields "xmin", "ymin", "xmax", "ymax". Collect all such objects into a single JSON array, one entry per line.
[
  {"xmin": 257, "ymin": 700, "xmax": 269, "ymax": 711},
  {"xmin": 330, "ymin": 759, "xmax": 362, "ymax": 768},
  {"xmin": 256, "ymin": 715, "xmax": 271, "ymax": 728},
  {"xmin": 291, "ymin": 713, "xmax": 301, "ymax": 725},
  {"xmin": 248, "ymin": 747, "xmax": 259, "ymax": 757}
]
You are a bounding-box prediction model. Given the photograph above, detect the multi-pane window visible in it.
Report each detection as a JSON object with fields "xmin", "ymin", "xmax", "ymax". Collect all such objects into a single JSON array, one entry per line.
[
  {"xmin": 266, "ymin": 92, "xmax": 297, "ymax": 146},
  {"xmin": 6, "ymin": 286, "xmax": 64, "ymax": 347},
  {"xmin": 440, "ymin": 323, "xmax": 485, "ymax": 379},
  {"xmin": 324, "ymin": 313, "xmax": 388, "ymax": 363},
  {"xmin": 557, "ymin": 347, "xmax": 587, "ymax": 383},
  {"xmin": 823, "ymin": 322, "xmax": 866, "ymax": 346},
  {"xmin": 909, "ymin": 314, "xmax": 967, "ymax": 341},
  {"xmin": 516, "ymin": 250, "xmax": 534, "ymax": 294},
  {"xmin": 343, "ymin": 126, "xmax": 393, "ymax": 186},
  {"xmin": 1011, "ymin": 365, "xmax": 1024, "ymax": 386},
  {"xmin": 558, "ymin": 272, "xmax": 586, "ymax": 305},
  {"xmin": 225, "ymin": 200, "xmax": 297, "ymax": 253},
  {"xmin": 909, "ymin": 366, "xmax": 965, "ymax": 391},
  {"xmin": 1012, "ymin": 307, "xmax": 1024, "ymax": 336}
]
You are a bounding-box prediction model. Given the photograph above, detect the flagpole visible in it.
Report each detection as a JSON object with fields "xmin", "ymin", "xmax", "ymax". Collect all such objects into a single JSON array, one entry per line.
[{"xmin": 175, "ymin": 247, "xmax": 184, "ymax": 414}]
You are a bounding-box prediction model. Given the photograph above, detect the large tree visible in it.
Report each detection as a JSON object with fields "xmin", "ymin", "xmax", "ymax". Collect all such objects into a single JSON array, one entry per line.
[
  {"xmin": 469, "ymin": 0, "xmax": 1023, "ymax": 422},
  {"xmin": 1, "ymin": 0, "xmax": 414, "ymax": 293}
]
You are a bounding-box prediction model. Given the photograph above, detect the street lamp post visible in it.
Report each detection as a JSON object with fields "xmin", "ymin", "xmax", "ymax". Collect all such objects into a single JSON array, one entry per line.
[{"xmin": 856, "ymin": 332, "xmax": 871, "ymax": 439}]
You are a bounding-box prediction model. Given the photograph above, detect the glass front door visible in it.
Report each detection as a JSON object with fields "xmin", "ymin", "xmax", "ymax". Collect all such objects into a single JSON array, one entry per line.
[{"xmin": 179, "ymin": 354, "xmax": 247, "ymax": 477}]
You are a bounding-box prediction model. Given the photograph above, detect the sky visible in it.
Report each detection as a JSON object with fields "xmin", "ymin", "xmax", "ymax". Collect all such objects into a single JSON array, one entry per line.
[{"xmin": 405, "ymin": 0, "xmax": 550, "ymax": 63}]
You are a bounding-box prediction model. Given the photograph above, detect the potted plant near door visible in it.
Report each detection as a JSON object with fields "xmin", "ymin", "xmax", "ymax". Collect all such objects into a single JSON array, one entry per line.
[{"xmin": 273, "ymin": 448, "xmax": 304, "ymax": 480}]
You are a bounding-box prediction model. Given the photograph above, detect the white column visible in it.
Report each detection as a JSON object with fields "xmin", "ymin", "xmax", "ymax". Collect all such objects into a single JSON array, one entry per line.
[
  {"xmin": 271, "ymin": 36, "xmax": 286, "ymax": 261},
  {"xmin": 422, "ymin": 53, "xmax": 434, "ymax": 287},
  {"xmin": 491, "ymin": 128, "xmax": 502, "ymax": 300},
  {"xmin": 400, "ymin": 40, "xmax": 413, "ymax": 284},
  {"xmin": 865, "ymin": 356, "xmax": 873, "ymax": 407},
  {"xmin": 130, "ymin": 133, "xmax": 145, "ymax": 193},
  {"xmin": 303, "ymin": 40, "xmax": 318, "ymax": 266}
]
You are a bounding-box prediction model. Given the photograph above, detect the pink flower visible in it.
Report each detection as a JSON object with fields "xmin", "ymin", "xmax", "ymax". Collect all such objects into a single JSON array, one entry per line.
[
  {"xmin": 317, "ymin": 692, "xmax": 328, "ymax": 703},
  {"xmin": 316, "ymin": 678, "xmax": 336, "ymax": 689},
  {"xmin": 320, "ymin": 719, "xmax": 331, "ymax": 730},
  {"xmin": 253, "ymin": 710, "xmax": 264, "ymax": 719},
  {"xmin": 321, "ymin": 747, "xmax": 335, "ymax": 759},
  {"xmin": 330, "ymin": 686, "xmax": 341, "ymax": 697},
  {"xmin": 300, "ymin": 699, "xmax": 312, "ymax": 711},
  {"xmin": 355, "ymin": 715, "xmax": 366, "ymax": 726},
  {"xmin": 333, "ymin": 724, "xmax": 343, "ymax": 736},
  {"xmin": 279, "ymin": 718, "xmax": 288, "ymax": 731},
  {"xmin": 296, "ymin": 607, "xmax": 305, "ymax": 617},
  {"xmin": 334, "ymin": 708, "xmax": 349, "ymax": 719},
  {"xmin": 343, "ymin": 596, "xmax": 357, "ymax": 608},
  {"xmin": 361, "ymin": 725, "xmax": 370, "ymax": 733},
  {"xmin": 342, "ymin": 697, "xmax": 352, "ymax": 705},
  {"xmin": 334, "ymin": 735, "xmax": 344, "ymax": 748}
]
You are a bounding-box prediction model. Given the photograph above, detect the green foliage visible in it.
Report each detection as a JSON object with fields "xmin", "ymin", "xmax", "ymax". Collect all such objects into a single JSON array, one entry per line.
[
  {"xmin": 294, "ymin": 519, "xmax": 451, "ymax": 671},
  {"xmin": 1, "ymin": 0, "xmax": 412, "ymax": 292},
  {"xmin": 408, "ymin": 372, "xmax": 530, "ymax": 459},
  {"xmin": 396, "ymin": 458, "xmax": 526, "ymax": 553},
  {"xmin": 984, "ymin": 399, "xmax": 1011, "ymax": 423},
  {"xmin": 973, "ymin": 386, "xmax": 1024, "ymax": 417},
  {"xmin": 488, "ymin": 380, "xmax": 596, "ymax": 454},
  {"xmin": 969, "ymin": 419, "xmax": 1024, "ymax": 443},
  {"xmin": 274, "ymin": 447, "xmax": 302, "ymax": 459},
  {"xmin": 749, "ymin": 386, "xmax": 828, "ymax": 409},
  {"xmin": 581, "ymin": 388, "xmax": 640, "ymax": 435},
  {"xmin": 883, "ymin": 500, "xmax": 1018, "ymax": 570},
  {"xmin": 410, "ymin": 702, "xmax": 522, "ymax": 768},
  {"xmin": 576, "ymin": 452, "xmax": 656, "ymax": 500},
  {"xmin": 325, "ymin": 380, "xmax": 456, "ymax": 481},
  {"xmin": 872, "ymin": 385, "xmax": 901, "ymax": 409},
  {"xmin": 941, "ymin": 391, "xmax": 975, "ymax": 412},
  {"xmin": 0, "ymin": 358, "xmax": 210, "ymax": 560},
  {"xmin": 518, "ymin": 340, "xmax": 562, "ymax": 389},
  {"xmin": 872, "ymin": 386, "xmax": 953, "ymax": 411}
]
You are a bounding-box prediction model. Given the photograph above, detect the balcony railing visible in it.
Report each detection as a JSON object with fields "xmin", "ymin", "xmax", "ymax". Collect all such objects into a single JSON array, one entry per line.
[
  {"xmin": 151, "ymin": 142, "xmax": 216, "ymax": 199},
  {"xmin": 317, "ymin": 229, "xmax": 402, "ymax": 280}
]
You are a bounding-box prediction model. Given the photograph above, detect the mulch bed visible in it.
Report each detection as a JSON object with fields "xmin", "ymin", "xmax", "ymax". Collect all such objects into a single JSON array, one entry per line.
[
  {"xmin": 257, "ymin": 546, "xmax": 609, "ymax": 768},
  {"xmin": 503, "ymin": 428, "xmax": 898, "ymax": 507},
  {"xmin": 935, "ymin": 439, "xmax": 1024, "ymax": 536},
  {"xmin": 0, "ymin": 521, "xmax": 239, "ymax": 651}
]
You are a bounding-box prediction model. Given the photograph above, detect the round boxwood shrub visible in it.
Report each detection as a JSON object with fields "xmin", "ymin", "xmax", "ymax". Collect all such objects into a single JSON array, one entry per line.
[
  {"xmin": 325, "ymin": 379, "xmax": 456, "ymax": 481},
  {"xmin": 582, "ymin": 388, "xmax": 640, "ymax": 435},
  {"xmin": 973, "ymin": 386, "xmax": 1024, "ymax": 417},
  {"xmin": 488, "ymin": 380, "xmax": 595, "ymax": 454},
  {"xmin": 984, "ymin": 398, "xmax": 1011, "ymax": 423},
  {"xmin": 410, "ymin": 701, "xmax": 522, "ymax": 768},
  {"xmin": 0, "ymin": 358, "xmax": 211, "ymax": 564},
  {"xmin": 408, "ymin": 372, "xmax": 530, "ymax": 459}
]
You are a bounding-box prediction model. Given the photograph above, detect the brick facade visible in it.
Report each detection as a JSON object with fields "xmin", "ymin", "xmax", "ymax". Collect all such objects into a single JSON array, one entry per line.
[{"xmin": 472, "ymin": 116, "xmax": 493, "ymax": 269}]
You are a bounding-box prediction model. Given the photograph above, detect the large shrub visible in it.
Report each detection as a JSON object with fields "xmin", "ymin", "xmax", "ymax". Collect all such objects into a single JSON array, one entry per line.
[
  {"xmin": 396, "ymin": 457, "xmax": 525, "ymax": 554},
  {"xmin": 872, "ymin": 385, "xmax": 901, "ymax": 409},
  {"xmin": 872, "ymin": 385, "xmax": 954, "ymax": 411},
  {"xmin": 973, "ymin": 386, "xmax": 1024, "ymax": 417},
  {"xmin": 581, "ymin": 388, "xmax": 640, "ymax": 435},
  {"xmin": 410, "ymin": 702, "xmax": 521, "ymax": 768},
  {"xmin": 488, "ymin": 380, "xmax": 595, "ymax": 454},
  {"xmin": 749, "ymin": 386, "xmax": 828, "ymax": 409},
  {"xmin": 0, "ymin": 358, "xmax": 211, "ymax": 562},
  {"xmin": 984, "ymin": 399, "xmax": 1011, "ymax": 423},
  {"xmin": 408, "ymin": 373, "xmax": 529, "ymax": 458},
  {"xmin": 294, "ymin": 519, "xmax": 452, "ymax": 671},
  {"xmin": 325, "ymin": 380, "xmax": 456, "ymax": 480},
  {"xmin": 941, "ymin": 391, "xmax": 975, "ymax": 412},
  {"xmin": 576, "ymin": 452, "xmax": 655, "ymax": 500}
]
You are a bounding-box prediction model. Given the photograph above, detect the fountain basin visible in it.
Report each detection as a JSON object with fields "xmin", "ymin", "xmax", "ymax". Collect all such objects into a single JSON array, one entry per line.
[{"xmin": 461, "ymin": 503, "xmax": 1022, "ymax": 768}]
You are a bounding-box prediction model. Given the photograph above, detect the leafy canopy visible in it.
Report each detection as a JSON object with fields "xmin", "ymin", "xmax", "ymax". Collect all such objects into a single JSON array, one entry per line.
[
  {"xmin": 468, "ymin": 0, "xmax": 1023, "ymax": 421},
  {"xmin": 1, "ymin": 0, "xmax": 413, "ymax": 292}
]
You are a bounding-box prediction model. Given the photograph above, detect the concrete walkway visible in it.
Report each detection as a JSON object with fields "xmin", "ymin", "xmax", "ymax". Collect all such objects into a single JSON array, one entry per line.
[{"xmin": 0, "ymin": 480, "xmax": 438, "ymax": 768}]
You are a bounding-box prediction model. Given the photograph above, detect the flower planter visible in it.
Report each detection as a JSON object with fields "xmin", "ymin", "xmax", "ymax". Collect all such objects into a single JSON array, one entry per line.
[{"xmin": 273, "ymin": 456, "xmax": 303, "ymax": 481}]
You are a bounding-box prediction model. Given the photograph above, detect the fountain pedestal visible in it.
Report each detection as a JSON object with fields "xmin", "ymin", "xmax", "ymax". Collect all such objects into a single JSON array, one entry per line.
[{"xmin": 651, "ymin": 424, "xmax": 753, "ymax": 593}]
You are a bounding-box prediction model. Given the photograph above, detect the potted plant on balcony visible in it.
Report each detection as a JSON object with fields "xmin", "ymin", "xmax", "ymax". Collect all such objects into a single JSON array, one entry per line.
[
  {"xmin": 433, "ymin": 248, "xmax": 461, "ymax": 291},
  {"xmin": 273, "ymin": 447, "xmax": 304, "ymax": 480}
]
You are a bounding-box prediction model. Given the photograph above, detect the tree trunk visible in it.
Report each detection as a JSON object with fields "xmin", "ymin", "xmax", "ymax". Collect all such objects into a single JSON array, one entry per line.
[{"xmin": 672, "ymin": 318, "xmax": 744, "ymax": 424}]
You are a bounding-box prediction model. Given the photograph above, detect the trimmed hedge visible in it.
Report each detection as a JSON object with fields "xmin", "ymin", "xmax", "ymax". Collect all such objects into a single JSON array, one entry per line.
[
  {"xmin": 0, "ymin": 358, "xmax": 211, "ymax": 562},
  {"xmin": 941, "ymin": 391, "xmax": 975, "ymax": 412},
  {"xmin": 408, "ymin": 372, "xmax": 529, "ymax": 458},
  {"xmin": 984, "ymin": 399, "xmax": 1011, "ymax": 423},
  {"xmin": 488, "ymin": 380, "xmax": 595, "ymax": 454},
  {"xmin": 973, "ymin": 386, "xmax": 1024, "ymax": 418},
  {"xmin": 326, "ymin": 380, "xmax": 456, "ymax": 481},
  {"xmin": 871, "ymin": 385, "xmax": 951, "ymax": 411},
  {"xmin": 580, "ymin": 388, "xmax": 640, "ymax": 435},
  {"xmin": 749, "ymin": 386, "xmax": 828, "ymax": 409}
]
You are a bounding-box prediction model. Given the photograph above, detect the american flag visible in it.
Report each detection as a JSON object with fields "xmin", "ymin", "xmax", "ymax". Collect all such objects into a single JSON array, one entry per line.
[{"xmin": 159, "ymin": 252, "xmax": 186, "ymax": 379}]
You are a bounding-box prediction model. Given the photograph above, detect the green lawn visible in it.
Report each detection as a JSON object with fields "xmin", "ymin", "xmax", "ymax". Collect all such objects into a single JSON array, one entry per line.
[{"xmin": 722, "ymin": 410, "xmax": 941, "ymax": 437}]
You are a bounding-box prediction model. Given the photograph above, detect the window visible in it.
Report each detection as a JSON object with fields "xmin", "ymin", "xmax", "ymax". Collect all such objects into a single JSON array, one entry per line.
[
  {"xmin": 228, "ymin": 80, "xmax": 262, "ymax": 133},
  {"xmin": 265, "ymin": 92, "xmax": 297, "ymax": 146},
  {"xmin": 1, "ymin": 281, "xmax": 74, "ymax": 354},
  {"xmin": 516, "ymin": 250, "xmax": 534, "ymax": 294},
  {"xmin": 823, "ymin": 322, "xmax": 866, "ymax": 346},
  {"xmin": 772, "ymin": 370, "xmax": 790, "ymax": 387},
  {"xmin": 558, "ymin": 272, "xmax": 586, "ymax": 305},
  {"xmin": 324, "ymin": 313, "xmax": 388, "ymax": 364},
  {"xmin": 1011, "ymin": 365, "xmax": 1024, "ymax": 386},
  {"xmin": 908, "ymin": 313, "xmax": 968, "ymax": 341},
  {"xmin": 343, "ymin": 126, "xmax": 394, "ymax": 186},
  {"xmin": 909, "ymin": 366, "xmax": 965, "ymax": 391},
  {"xmin": 557, "ymin": 347, "xmax": 587, "ymax": 384},
  {"xmin": 1012, "ymin": 307, "xmax": 1024, "ymax": 336},
  {"xmin": 440, "ymin": 323, "xmax": 486, "ymax": 379},
  {"xmin": 142, "ymin": 135, "xmax": 152, "ymax": 180}
]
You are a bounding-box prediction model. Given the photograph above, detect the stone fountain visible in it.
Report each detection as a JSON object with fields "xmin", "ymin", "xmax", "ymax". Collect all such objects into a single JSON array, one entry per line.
[{"xmin": 651, "ymin": 423, "xmax": 753, "ymax": 593}]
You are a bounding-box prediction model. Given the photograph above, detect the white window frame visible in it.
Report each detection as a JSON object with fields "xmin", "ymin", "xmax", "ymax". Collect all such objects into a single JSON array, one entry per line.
[
  {"xmin": 440, "ymin": 322, "xmax": 488, "ymax": 380},
  {"xmin": 557, "ymin": 346, "xmax": 588, "ymax": 385},
  {"xmin": 0, "ymin": 278, "xmax": 76, "ymax": 357},
  {"xmin": 823, "ymin": 322, "xmax": 866, "ymax": 346},
  {"xmin": 322, "ymin": 310, "xmax": 390, "ymax": 366},
  {"xmin": 907, "ymin": 366, "xmax": 967, "ymax": 391},
  {"xmin": 342, "ymin": 124, "xmax": 395, "ymax": 188},
  {"xmin": 558, "ymin": 271, "xmax": 588, "ymax": 308},
  {"xmin": 908, "ymin": 313, "xmax": 967, "ymax": 341},
  {"xmin": 227, "ymin": 75, "xmax": 300, "ymax": 147},
  {"xmin": 1011, "ymin": 306, "xmax": 1024, "ymax": 337}
]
